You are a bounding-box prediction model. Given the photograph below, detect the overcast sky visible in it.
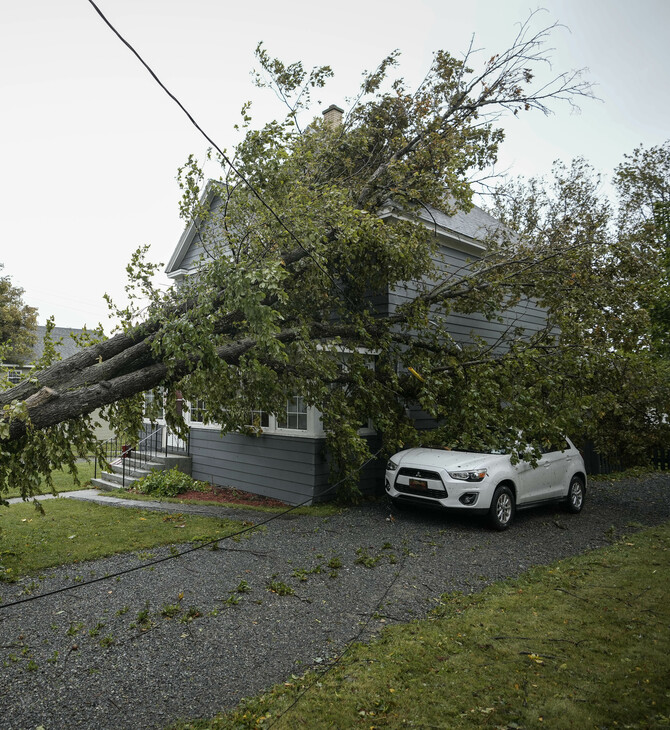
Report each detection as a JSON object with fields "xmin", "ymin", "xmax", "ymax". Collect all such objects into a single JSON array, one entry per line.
[{"xmin": 1, "ymin": 0, "xmax": 668, "ymax": 331}]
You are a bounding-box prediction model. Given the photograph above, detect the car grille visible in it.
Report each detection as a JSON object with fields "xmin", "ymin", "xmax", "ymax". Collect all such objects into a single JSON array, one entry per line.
[
  {"xmin": 395, "ymin": 467, "xmax": 446, "ymax": 498},
  {"xmin": 398, "ymin": 468, "xmax": 441, "ymax": 481},
  {"xmin": 395, "ymin": 484, "xmax": 447, "ymax": 498}
]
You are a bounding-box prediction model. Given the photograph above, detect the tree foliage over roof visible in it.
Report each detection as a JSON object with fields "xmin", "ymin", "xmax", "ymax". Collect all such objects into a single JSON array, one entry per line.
[{"xmin": 1, "ymin": 15, "xmax": 666, "ymax": 503}]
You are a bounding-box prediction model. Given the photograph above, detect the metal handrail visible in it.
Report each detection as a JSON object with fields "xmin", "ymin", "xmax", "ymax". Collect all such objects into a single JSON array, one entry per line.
[
  {"xmin": 94, "ymin": 433, "xmax": 127, "ymax": 480},
  {"xmin": 121, "ymin": 427, "xmax": 162, "ymax": 489},
  {"xmin": 94, "ymin": 425, "xmax": 189, "ymax": 489}
]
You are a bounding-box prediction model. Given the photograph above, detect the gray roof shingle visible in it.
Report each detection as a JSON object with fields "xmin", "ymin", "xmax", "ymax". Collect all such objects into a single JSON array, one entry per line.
[
  {"xmin": 32, "ymin": 326, "xmax": 86, "ymax": 361},
  {"xmin": 417, "ymin": 202, "xmax": 501, "ymax": 241}
]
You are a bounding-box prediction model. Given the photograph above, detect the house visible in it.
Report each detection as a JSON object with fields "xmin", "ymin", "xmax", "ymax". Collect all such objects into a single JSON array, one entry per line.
[
  {"xmin": 2, "ymin": 325, "xmax": 114, "ymax": 440},
  {"xmin": 157, "ymin": 163, "xmax": 547, "ymax": 505},
  {"xmin": 2, "ymin": 325, "xmax": 84, "ymax": 383}
]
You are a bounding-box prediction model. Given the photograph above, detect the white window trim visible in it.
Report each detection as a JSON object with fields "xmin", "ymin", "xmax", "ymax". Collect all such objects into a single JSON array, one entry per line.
[
  {"xmin": 357, "ymin": 418, "xmax": 376, "ymax": 437},
  {"xmin": 154, "ymin": 403, "xmax": 377, "ymax": 439},
  {"xmin": 188, "ymin": 398, "xmax": 209, "ymax": 425},
  {"xmin": 274, "ymin": 404, "xmax": 324, "ymax": 437},
  {"xmin": 186, "ymin": 401, "xmax": 326, "ymax": 438},
  {"xmin": 143, "ymin": 389, "xmax": 166, "ymax": 425},
  {"xmin": 146, "ymin": 385, "xmax": 374, "ymax": 440}
]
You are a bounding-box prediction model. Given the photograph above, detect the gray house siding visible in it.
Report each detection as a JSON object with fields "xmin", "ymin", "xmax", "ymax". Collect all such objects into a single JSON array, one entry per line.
[
  {"xmin": 187, "ymin": 428, "xmax": 385, "ymax": 505},
  {"xmin": 390, "ymin": 239, "xmax": 548, "ymax": 433},
  {"xmin": 168, "ymin": 195, "xmax": 228, "ymax": 275},
  {"xmin": 179, "ymin": 238, "xmax": 208, "ymax": 272},
  {"xmin": 188, "ymin": 429, "xmax": 331, "ymax": 505},
  {"xmin": 389, "ymin": 244, "xmax": 547, "ymax": 348}
]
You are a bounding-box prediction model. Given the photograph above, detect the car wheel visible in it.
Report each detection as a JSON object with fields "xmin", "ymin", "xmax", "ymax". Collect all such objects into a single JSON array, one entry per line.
[
  {"xmin": 489, "ymin": 485, "xmax": 515, "ymax": 530},
  {"xmin": 566, "ymin": 476, "xmax": 585, "ymax": 514}
]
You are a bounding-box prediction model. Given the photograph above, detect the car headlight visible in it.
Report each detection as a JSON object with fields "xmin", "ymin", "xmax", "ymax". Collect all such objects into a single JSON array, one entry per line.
[
  {"xmin": 386, "ymin": 459, "xmax": 399, "ymax": 472},
  {"xmin": 448, "ymin": 468, "xmax": 487, "ymax": 482}
]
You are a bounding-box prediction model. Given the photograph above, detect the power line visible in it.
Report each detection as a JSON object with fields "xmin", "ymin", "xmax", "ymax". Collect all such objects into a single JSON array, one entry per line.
[
  {"xmin": 0, "ymin": 449, "xmax": 383, "ymax": 612},
  {"xmin": 85, "ymin": 0, "xmax": 347, "ymax": 298}
]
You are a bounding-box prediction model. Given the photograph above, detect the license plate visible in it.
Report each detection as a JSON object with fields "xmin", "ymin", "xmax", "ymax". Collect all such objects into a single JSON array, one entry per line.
[{"xmin": 409, "ymin": 478, "xmax": 428, "ymax": 490}]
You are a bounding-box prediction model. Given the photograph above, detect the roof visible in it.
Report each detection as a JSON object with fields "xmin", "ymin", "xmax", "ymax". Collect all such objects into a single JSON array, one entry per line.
[
  {"xmin": 166, "ymin": 182, "xmax": 503, "ymax": 275},
  {"xmin": 417, "ymin": 203, "xmax": 502, "ymax": 242},
  {"xmin": 32, "ymin": 326, "xmax": 86, "ymax": 362},
  {"xmin": 377, "ymin": 200, "xmax": 502, "ymax": 255}
]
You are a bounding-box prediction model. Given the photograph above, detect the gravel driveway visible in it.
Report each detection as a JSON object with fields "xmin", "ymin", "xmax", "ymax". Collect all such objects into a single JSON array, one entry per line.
[{"xmin": 1, "ymin": 474, "xmax": 669, "ymax": 730}]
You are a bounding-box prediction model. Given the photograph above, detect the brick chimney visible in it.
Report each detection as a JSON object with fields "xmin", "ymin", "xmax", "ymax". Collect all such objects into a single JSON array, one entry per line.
[{"xmin": 322, "ymin": 104, "xmax": 344, "ymax": 127}]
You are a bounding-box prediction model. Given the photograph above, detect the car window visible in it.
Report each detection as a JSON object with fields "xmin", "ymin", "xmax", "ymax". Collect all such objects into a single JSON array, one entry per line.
[{"xmin": 540, "ymin": 439, "xmax": 570, "ymax": 454}]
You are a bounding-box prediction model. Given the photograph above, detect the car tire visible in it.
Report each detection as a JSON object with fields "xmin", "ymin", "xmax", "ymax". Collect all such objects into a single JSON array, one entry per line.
[
  {"xmin": 566, "ymin": 475, "xmax": 585, "ymax": 514},
  {"xmin": 489, "ymin": 485, "xmax": 515, "ymax": 530}
]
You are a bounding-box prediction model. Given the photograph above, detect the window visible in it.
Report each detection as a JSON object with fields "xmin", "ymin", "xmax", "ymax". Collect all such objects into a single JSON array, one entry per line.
[
  {"xmin": 144, "ymin": 389, "xmax": 165, "ymax": 421},
  {"xmin": 190, "ymin": 399, "xmax": 209, "ymax": 423},
  {"xmin": 186, "ymin": 395, "xmax": 321, "ymax": 435},
  {"xmin": 8, "ymin": 369, "xmax": 23, "ymax": 384},
  {"xmin": 277, "ymin": 396, "xmax": 308, "ymax": 431},
  {"xmin": 247, "ymin": 409, "xmax": 269, "ymax": 429}
]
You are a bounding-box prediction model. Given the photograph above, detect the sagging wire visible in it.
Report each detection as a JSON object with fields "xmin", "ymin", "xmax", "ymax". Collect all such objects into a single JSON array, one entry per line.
[
  {"xmin": 85, "ymin": 0, "xmax": 354, "ymax": 306},
  {"xmin": 0, "ymin": 448, "xmax": 385, "ymax": 612}
]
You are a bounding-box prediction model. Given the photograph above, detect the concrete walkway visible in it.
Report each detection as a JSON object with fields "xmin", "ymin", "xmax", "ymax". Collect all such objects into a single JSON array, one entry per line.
[
  {"xmin": 6, "ymin": 489, "xmax": 90, "ymax": 505},
  {"xmin": 6, "ymin": 487, "xmax": 271, "ymax": 520}
]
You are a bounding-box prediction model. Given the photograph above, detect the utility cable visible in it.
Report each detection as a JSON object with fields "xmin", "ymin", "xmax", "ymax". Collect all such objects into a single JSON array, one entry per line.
[
  {"xmin": 0, "ymin": 448, "xmax": 384, "ymax": 612},
  {"xmin": 85, "ymin": 0, "xmax": 350, "ymax": 300},
  {"xmin": 2, "ymin": 446, "xmax": 405, "ymax": 730}
]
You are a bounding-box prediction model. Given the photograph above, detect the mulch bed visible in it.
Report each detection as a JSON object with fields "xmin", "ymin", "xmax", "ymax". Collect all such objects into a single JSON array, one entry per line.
[{"xmin": 177, "ymin": 484, "xmax": 288, "ymax": 509}]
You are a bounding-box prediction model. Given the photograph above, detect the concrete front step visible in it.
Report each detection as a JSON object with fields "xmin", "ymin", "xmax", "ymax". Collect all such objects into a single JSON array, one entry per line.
[
  {"xmin": 129, "ymin": 453, "xmax": 192, "ymax": 475},
  {"xmin": 92, "ymin": 453, "xmax": 192, "ymax": 492},
  {"xmin": 95, "ymin": 468, "xmax": 158, "ymax": 490},
  {"xmin": 109, "ymin": 461, "xmax": 163, "ymax": 480},
  {"xmin": 91, "ymin": 470, "xmax": 152, "ymax": 491},
  {"xmin": 90, "ymin": 476, "xmax": 127, "ymax": 492}
]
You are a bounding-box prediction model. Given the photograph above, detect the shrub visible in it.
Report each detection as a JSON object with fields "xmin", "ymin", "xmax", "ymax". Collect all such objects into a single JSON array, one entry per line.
[{"xmin": 134, "ymin": 468, "xmax": 205, "ymax": 497}]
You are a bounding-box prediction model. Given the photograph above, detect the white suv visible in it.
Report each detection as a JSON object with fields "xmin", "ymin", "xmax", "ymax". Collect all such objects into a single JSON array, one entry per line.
[{"xmin": 385, "ymin": 438, "xmax": 586, "ymax": 530}]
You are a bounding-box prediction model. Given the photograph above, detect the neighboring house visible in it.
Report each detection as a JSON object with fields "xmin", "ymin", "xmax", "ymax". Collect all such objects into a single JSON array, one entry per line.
[
  {"xmin": 158, "ymin": 178, "xmax": 546, "ymax": 505},
  {"xmin": 2, "ymin": 325, "xmax": 83, "ymax": 383},
  {"xmin": 2, "ymin": 325, "xmax": 114, "ymax": 440}
]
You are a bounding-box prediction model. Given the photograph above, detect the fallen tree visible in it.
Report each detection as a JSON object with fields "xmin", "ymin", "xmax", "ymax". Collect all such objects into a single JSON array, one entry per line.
[{"xmin": 4, "ymin": 16, "xmax": 665, "ymax": 503}]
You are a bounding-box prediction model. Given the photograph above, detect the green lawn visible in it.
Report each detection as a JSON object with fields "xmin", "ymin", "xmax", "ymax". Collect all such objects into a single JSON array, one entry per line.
[
  {"xmin": 173, "ymin": 522, "xmax": 670, "ymax": 730},
  {"xmin": 3, "ymin": 461, "xmax": 96, "ymax": 500},
  {"xmin": 0, "ymin": 499, "xmax": 247, "ymax": 580}
]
